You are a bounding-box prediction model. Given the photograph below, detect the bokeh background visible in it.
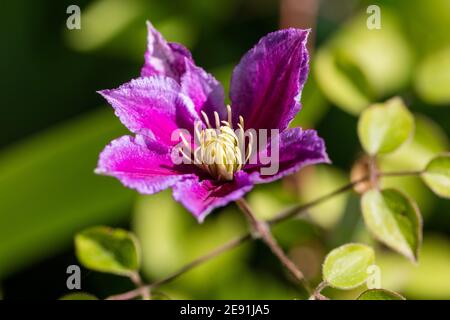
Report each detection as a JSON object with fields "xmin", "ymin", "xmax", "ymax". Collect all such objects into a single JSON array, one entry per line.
[{"xmin": 1, "ymin": 0, "xmax": 449, "ymax": 300}]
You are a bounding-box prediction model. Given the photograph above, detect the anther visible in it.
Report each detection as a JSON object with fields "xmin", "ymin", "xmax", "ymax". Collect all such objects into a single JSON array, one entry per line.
[
  {"xmin": 227, "ymin": 105, "xmax": 232, "ymax": 128},
  {"xmin": 201, "ymin": 111, "xmax": 211, "ymax": 128},
  {"xmin": 214, "ymin": 112, "xmax": 220, "ymax": 129}
]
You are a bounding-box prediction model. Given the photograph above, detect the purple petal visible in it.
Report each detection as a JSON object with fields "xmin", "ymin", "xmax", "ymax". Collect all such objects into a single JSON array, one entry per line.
[
  {"xmin": 172, "ymin": 171, "xmax": 256, "ymax": 222},
  {"xmin": 98, "ymin": 76, "xmax": 199, "ymax": 146},
  {"xmin": 181, "ymin": 58, "xmax": 227, "ymax": 121},
  {"xmin": 230, "ymin": 29, "xmax": 310, "ymax": 130},
  {"xmin": 141, "ymin": 21, "xmax": 193, "ymax": 80},
  {"xmin": 246, "ymin": 127, "xmax": 330, "ymax": 183},
  {"xmin": 96, "ymin": 135, "xmax": 195, "ymax": 194}
]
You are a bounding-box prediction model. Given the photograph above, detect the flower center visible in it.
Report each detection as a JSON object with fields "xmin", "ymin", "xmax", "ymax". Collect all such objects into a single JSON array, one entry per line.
[{"xmin": 180, "ymin": 105, "xmax": 253, "ymax": 181}]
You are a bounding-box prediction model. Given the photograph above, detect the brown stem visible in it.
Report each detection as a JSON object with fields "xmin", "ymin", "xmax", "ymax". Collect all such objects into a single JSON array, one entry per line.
[
  {"xmin": 309, "ymin": 281, "xmax": 329, "ymax": 300},
  {"xmin": 268, "ymin": 175, "xmax": 369, "ymax": 225},
  {"xmin": 368, "ymin": 156, "xmax": 379, "ymax": 188},
  {"xmin": 236, "ymin": 198, "xmax": 312, "ymax": 294},
  {"xmin": 104, "ymin": 170, "xmax": 419, "ymax": 300},
  {"xmin": 150, "ymin": 233, "xmax": 251, "ymax": 288},
  {"xmin": 105, "ymin": 234, "xmax": 251, "ymax": 300},
  {"xmin": 107, "ymin": 285, "xmax": 150, "ymax": 300},
  {"xmin": 129, "ymin": 272, "xmax": 150, "ymax": 300}
]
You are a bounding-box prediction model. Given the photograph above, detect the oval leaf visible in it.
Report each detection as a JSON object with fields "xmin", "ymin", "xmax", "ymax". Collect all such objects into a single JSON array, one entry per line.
[
  {"xmin": 421, "ymin": 153, "xmax": 450, "ymax": 198},
  {"xmin": 75, "ymin": 226, "xmax": 140, "ymax": 276},
  {"xmin": 358, "ymin": 97, "xmax": 414, "ymax": 155},
  {"xmin": 322, "ymin": 243, "xmax": 375, "ymax": 289},
  {"xmin": 59, "ymin": 292, "xmax": 98, "ymax": 300},
  {"xmin": 361, "ymin": 189, "xmax": 422, "ymax": 262},
  {"xmin": 357, "ymin": 289, "xmax": 405, "ymax": 300}
]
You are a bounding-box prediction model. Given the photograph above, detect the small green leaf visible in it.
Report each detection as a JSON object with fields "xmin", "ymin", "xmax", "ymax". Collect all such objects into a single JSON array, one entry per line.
[
  {"xmin": 361, "ymin": 189, "xmax": 422, "ymax": 262},
  {"xmin": 59, "ymin": 292, "xmax": 98, "ymax": 300},
  {"xmin": 421, "ymin": 153, "xmax": 450, "ymax": 198},
  {"xmin": 75, "ymin": 226, "xmax": 140, "ymax": 276},
  {"xmin": 358, "ymin": 97, "xmax": 414, "ymax": 155},
  {"xmin": 322, "ymin": 243, "xmax": 375, "ymax": 289},
  {"xmin": 357, "ymin": 289, "xmax": 405, "ymax": 300}
]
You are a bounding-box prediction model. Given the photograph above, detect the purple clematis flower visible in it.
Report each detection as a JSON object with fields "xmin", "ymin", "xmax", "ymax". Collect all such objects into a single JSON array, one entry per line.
[{"xmin": 96, "ymin": 22, "xmax": 330, "ymax": 222}]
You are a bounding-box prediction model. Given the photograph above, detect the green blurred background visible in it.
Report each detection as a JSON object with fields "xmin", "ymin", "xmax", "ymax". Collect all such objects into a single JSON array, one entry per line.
[{"xmin": 0, "ymin": 0, "xmax": 449, "ymax": 300}]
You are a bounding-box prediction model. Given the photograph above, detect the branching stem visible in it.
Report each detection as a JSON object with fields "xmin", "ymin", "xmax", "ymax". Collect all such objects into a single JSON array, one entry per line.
[
  {"xmin": 236, "ymin": 198, "xmax": 312, "ymax": 294},
  {"xmin": 105, "ymin": 169, "xmax": 422, "ymax": 300}
]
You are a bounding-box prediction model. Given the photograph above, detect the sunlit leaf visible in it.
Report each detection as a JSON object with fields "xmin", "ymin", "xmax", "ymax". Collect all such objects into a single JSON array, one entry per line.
[
  {"xmin": 59, "ymin": 292, "xmax": 98, "ymax": 300},
  {"xmin": 322, "ymin": 243, "xmax": 375, "ymax": 289},
  {"xmin": 314, "ymin": 47, "xmax": 370, "ymax": 115},
  {"xmin": 361, "ymin": 189, "xmax": 422, "ymax": 262},
  {"xmin": 65, "ymin": 0, "xmax": 143, "ymax": 52},
  {"xmin": 75, "ymin": 226, "xmax": 140, "ymax": 276},
  {"xmin": 314, "ymin": 11, "xmax": 412, "ymax": 114},
  {"xmin": 415, "ymin": 47, "xmax": 450, "ymax": 105},
  {"xmin": 391, "ymin": 0, "xmax": 450, "ymax": 57},
  {"xmin": 378, "ymin": 115, "xmax": 448, "ymax": 214},
  {"xmin": 379, "ymin": 114, "xmax": 448, "ymax": 171},
  {"xmin": 357, "ymin": 288, "xmax": 405, "ymax": 300},
  {"xmin": 421, "ymin": 153, "xmax": 450, "ymax": 198},
  {"xmin": 358, "ymin": 97, "xmax": 414, "ymax": 155}
]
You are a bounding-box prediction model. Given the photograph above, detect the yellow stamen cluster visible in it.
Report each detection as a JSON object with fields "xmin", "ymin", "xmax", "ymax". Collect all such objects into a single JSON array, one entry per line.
[{"xmin": 180, "ymin": 105, "xmax": 253, "ymax": 181}]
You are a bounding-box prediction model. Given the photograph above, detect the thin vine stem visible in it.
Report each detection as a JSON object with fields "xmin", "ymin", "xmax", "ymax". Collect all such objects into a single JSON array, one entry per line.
[
  {"xmin": 309, "ymin": 281, "xmax": 329, "ymax": 300},
  {"xmin": 236, "ymin": 198, "xmax": 312, "ymax": 294},
  {"xmin": 379, "ymin": 170, "xmax": 424, "ymax": 177},
  {"xmin": 267, "ymin": 175, "xmax": 369, "ymax": 225},
  {"xmin": 104, "ymin": 169, "xmax": 422, "ymax": 300}
]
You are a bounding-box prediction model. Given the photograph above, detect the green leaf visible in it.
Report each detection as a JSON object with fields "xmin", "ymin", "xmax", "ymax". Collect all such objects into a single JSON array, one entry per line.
[
  {"xmin": 378, "ymin": 115, "xmax": 448, "ymax": 215},
  {"xmin": 75, "ymin": 226, "xmax": 140, "ymax": 276},
  {"xmin": 322, "ymin": 243, "xmax": 375, "ymax": 289},
  {"xmin": 314, "ymin": 46, "xmax": 371, "ymax": 115},
  {"xmin": 0, "ymin": 108, "xmax": 134, "ymax": 279},
  {"xmin": 65, "ymin": 0, "xmax": 143, "ymax": 52},
  {"xmin": 357, "ymin": 289, "xmax": 405, "ymax": 300},
  {"xmin": 59, "ymin": 292, "xmax": 98, "ymax": 300},
  {"xmin": 361, "ymin": 189, "xmax": 422, "ymax": 262},
  {"xmin": 379, "ymin": 114, "xmax": 448, "ymax": 171},
  {"xmin": 415, "ymin": 47, "xmax": 450, "ymax": 105},
  {"xmin": 314, "ymin": 11, "xmax": 412, "ymax": 114},
  {"xmin": 358, "ymin": 97, "xmax": 414, "ymax": 155},
  {"xmin": 421, "ymin": 153, "xmax": 450, "ymax": 198}
]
